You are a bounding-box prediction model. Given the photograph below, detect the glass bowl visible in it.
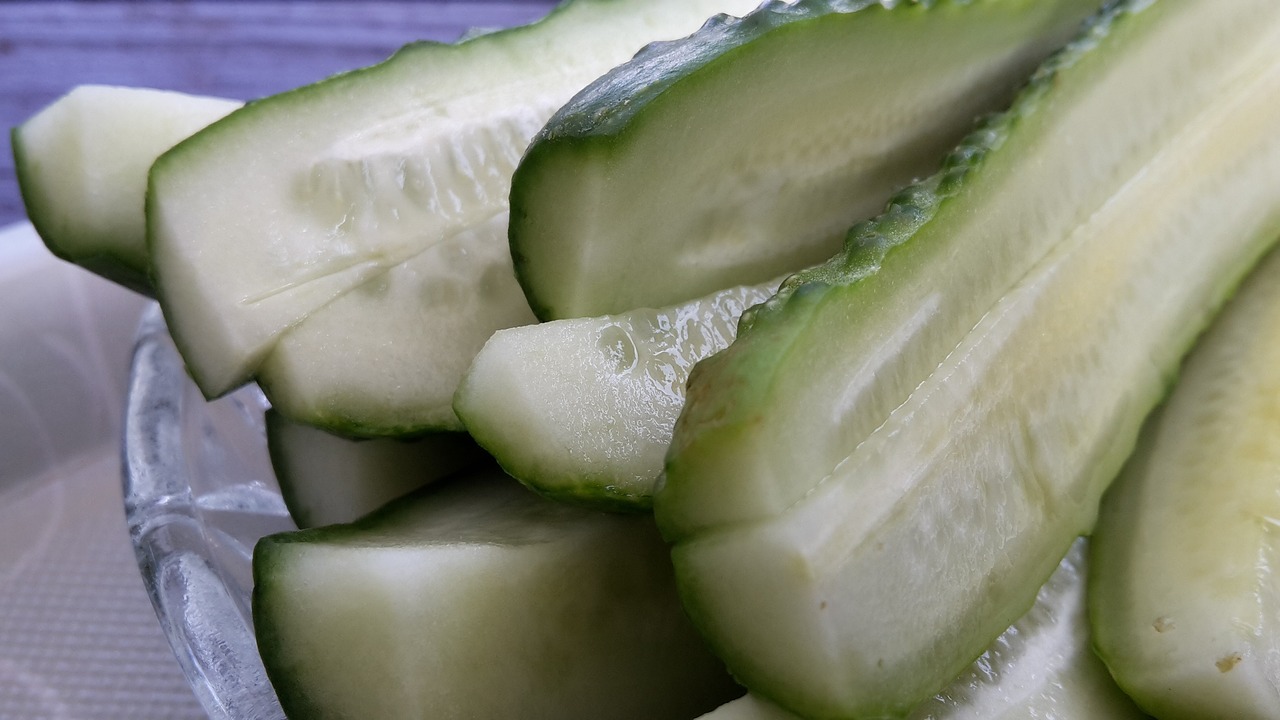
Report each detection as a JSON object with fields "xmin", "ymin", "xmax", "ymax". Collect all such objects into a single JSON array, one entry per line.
[{"xmin": 123, "ymin": 303, "xmax": 294, "ymax": 720}]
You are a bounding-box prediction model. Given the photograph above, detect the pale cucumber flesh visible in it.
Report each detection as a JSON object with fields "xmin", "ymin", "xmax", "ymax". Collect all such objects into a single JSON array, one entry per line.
[
  {"xmin": 454, "ymin": 280, "xmax": 777, "ymax": 511},
  {"xmin": 657, "ymin": 0, "xmax": 1280, "ymax": 716},
  {"xmin": 253, "ymin": 467, "xmax": 741, "ymax": 720},
  {"xmin": 660, "ymin": 0, "xmax": 1280, "ymax": 539},
  {"xmin": 1090, "ymin": 243, "xmax": 1280, "ymax": 720},
  {"xmin": 265, "ymin": 409, "xmax": 485, "ymax": 528},
  {"xmin": 12, "ymin": 85, "xmax": 239, "ymax": 294},
  {"xmin": 698, "ymin": 541, "xmax": 1144, "ymax": 720},
  {"xmin": 147, "ymin": 0, "xmax": 761, "ymax": 404},
  {"xmin": 511, "ymin": 0, "xmax": 1101, "ymax": 319},
  {"xmin": 256, "ymin": 213, "xmax": 536, "ymax": 436}
]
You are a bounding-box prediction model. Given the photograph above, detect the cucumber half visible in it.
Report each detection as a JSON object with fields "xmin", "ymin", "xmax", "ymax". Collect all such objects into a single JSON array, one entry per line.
[
  {"xmin": 510, "ymin": 0, "xmax": 1101, "ymax": 320},
  {"xmin": 656, "ymin": 0, "xmax": 1280, "ymax": 716},
  {"xmin": 253, "ymin": 466, "xmax": 741, "ymax": 719},
  {"xmin": 1090, "ymin": 242, "xmax": 1280, "ymax": 719},
  {"xmin": 12, "ymin": 85, "xmax": 239, "ymax": 294},
  {"xmin": 699, "ymin": 541, "xmax": 1144, "ymax": 720},
  {"xmin": 454, "ymin": 279, "xmax": 778, "ymax": 512},
  {"xmin": 147, "ymin": 0, "xmax": 761, "ymax": 436},
  {"xmin": 265, "ymin": 409, "xmax": 485, "ymax": 529}
]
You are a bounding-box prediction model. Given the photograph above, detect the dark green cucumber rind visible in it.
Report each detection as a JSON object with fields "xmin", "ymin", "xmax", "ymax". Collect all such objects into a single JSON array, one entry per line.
[
  {"xmin": 12, "ymin": 125, "xmax": 154, "ymax": 296},
  {"xmin": 513, "ymin": 471, "xmax": 653, "ymax": 514},
  {"xmin": 657, "ymin": 0, "xmax": 1130, "ymax": 543},
  {"xmin": 251, "ymin": 476, "xmax": 504, "ymax": 719},
  {"xmin": 253, "ymin": 540, "xmax": 326, "ymax": 720},
  {"xmin": 510, "ymin": 0, "xmax": 1096, "ymax": 320},
  {"xmin": 256, "ymin": 381, "xmax": 457, "ymax": 440},
  {"xmin": 252, "ymin": 469, "xmax": 656, "ymax": 719},
  {"xmin": 510, "ymin": 0, "xmax": 880, "ymax": 319},
  {"xmin": 750, "ymin": 0, "xmax": 1124, "ymax": 329},
  {"xmin": 145, "ymin": 0, "xmax": 588, "ymax": 400},
  {"xmin": 666, "ymin": 0, "xmax": 1280, "ymax": 709},
  {"xmin": 530, "ymin": 0, "xmax": 877, "ymax": 141}
]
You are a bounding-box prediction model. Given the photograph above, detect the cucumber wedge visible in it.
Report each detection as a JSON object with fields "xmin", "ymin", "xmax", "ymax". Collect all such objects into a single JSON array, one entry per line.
[
  {"xmin": 253, "ymin": 467, "xmax": 740, "ymax": 719},
  {"xmin": 265, "ymin": 409, "xmax": 484, "ymax": 528},
  {"xmin": 147, "ymin": 0, "xmax": 760, "ymax": 434},
  {"xmin": 454, "ymin": 279, "xmax": 777, "ymax": 511},
  {"xmin": 1090, "ymin": 243, "xmax": 1280, "ymax": 719},
  {"xmin": 510, "ymin": 0, "xmax": 1100, "ymax": 320},
  {"xmin": 699, "ymin": 542, "xmax": 1144, "ymax": 720},
  {"xmin": 655, "ymin": 1, "xmax": 1280, "ymax": 716},
  {"xmin": 12, "ymin": 85, "xmax": 239, "ymax": 294}
]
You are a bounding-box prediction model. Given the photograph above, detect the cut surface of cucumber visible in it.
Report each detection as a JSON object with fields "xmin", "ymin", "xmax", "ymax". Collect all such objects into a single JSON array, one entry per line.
[
  {"xmin": 510, "ymin": 0, "xmax": 1101, "ymax": 319},
  {"xmin": 699, "ymin": 541, "xmax": 1144, "ymax": 720},
  {"xmin": 147, "ymin": 0, "xmax": 761, "ymax": 435},
  {"xmin": 454, "ymin": 279, "xmax": 777, "ymax": 511},
  {"xmin": 1090, "ymin": 243, "xmax": 1280, "ymax": 720},
  {"xmin": 265, "ymin": 409, "xmax": 485, "ymax": 528},
  {"xmin": 655, "ymin": 0, "xmax": 1280, "ymax": 716},
  {"xmin": 253, "ymin": 467, "xmax": 740, "ymax": 720},
  {"xmin": 12, "ymin": 85, "xmax": 239, "ymax": 294}
]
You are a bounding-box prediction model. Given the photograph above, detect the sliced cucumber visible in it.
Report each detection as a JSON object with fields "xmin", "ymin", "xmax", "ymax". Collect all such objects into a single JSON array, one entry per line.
[
  {"xmin": 510, "ymin": 0, "xmax": 1100, "ymax": 320},
  {"xmin": 699, "ymin": 542, "xmax": 1144, "ymax": 720},
  {"xmin": 265, "ymin": 409, "xmax": 484, "ymax": 528},
  {"xmin": 255, "ymin": 215, "xmax": 534, "ymax": 435},
  {"xmin": 253, "ymin": 466, "xmax": 740, "ymax": 720},
  {"xmin": 1090, "ymin": 243, "xmax": 1280, "ymax": 719},
  {"xmin": 147, "ymin": 0, "xmax": 761, "ymax": 435},
  {"xmin": 454, "ymin": 279, "xmax": 777, "ymax": 511},
  {"xmin": 12, "ymin": 85, "xmax": 239, "ymax": 294},
  {"xmin": 655, "ymin": 0, "xmax": 1280, "ymax": 716}
]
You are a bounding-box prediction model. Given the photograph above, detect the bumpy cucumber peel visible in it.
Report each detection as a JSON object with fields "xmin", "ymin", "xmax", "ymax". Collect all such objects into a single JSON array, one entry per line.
[
  {"xmin": 656, "ymin": 0, "xmax": 1280, "ymax": 716},
  {"xmin": 510, "ymin": 0, "xmax": 1101, "ymax": 320},
  {"xmin": 1089, "ymin": 242, "xmax": 1280, "ymax": 720}
]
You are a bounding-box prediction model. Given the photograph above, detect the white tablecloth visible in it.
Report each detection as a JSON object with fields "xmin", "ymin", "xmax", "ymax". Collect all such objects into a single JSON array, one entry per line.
[{"xmin": 0, "ymin": 223, "xmax": 203, "ymax": 719}]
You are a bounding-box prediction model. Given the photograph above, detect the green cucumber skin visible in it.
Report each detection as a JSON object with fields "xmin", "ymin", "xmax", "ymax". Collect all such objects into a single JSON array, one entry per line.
[
  {"xmin": 253, "ymin": 470, "xmax": 743, "ymax": 720},
  {"xmin": 655, "ymin": 0, "xmax": 1189, "ymax": 541},
  {"xmin": 656, "ymin": 0, "xmax": 1280, "ymax": 716},
  {"xmin": 510, "ymin": 0, "xmax": 1101, "ymax": 320}
]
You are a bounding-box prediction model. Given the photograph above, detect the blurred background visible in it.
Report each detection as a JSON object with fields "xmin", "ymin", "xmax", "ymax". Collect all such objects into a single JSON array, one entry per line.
[{"xmin": 1, "ymin": 1, "xmax": 557, "ymax": 225}]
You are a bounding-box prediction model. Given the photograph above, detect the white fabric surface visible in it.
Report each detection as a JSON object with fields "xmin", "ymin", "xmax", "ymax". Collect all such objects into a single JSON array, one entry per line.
[{"xmin": 0, "ymin": 223, "xmax": 203, "ymax": 719}]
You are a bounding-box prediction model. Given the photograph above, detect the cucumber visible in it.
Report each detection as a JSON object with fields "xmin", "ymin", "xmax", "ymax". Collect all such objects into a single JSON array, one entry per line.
[
  {"xmin": 510, "ymin": 0, "xmax": 1101, "ymax": 320},
  {"xmin": 147, "ymin": 0, "xmax": 761, "ymax": 437},
  {"xmin": 253, "ymin": 466, "xmax": 741, "ymax": 720},
  {"xmin": 1090, "ymin": 243, "xmax": 1280, "ymax": 719},
  {"xmin": 655, "ymin": 0, "xmax": 1280, "ymax": 716},
  {"xmin": 699, "ymin": 542, "xmax": 1144, "ymax": 720},
  {"xmin": 454, "ymin": 279, "xmax": 777, "ymax": 512},
  {"xmin": 12, "ymin": 85, "xmax": 239, "ymax": 294},
  {"xmin": 265, "ymin": 409, "xmax": 485, "ymax": 528}
]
